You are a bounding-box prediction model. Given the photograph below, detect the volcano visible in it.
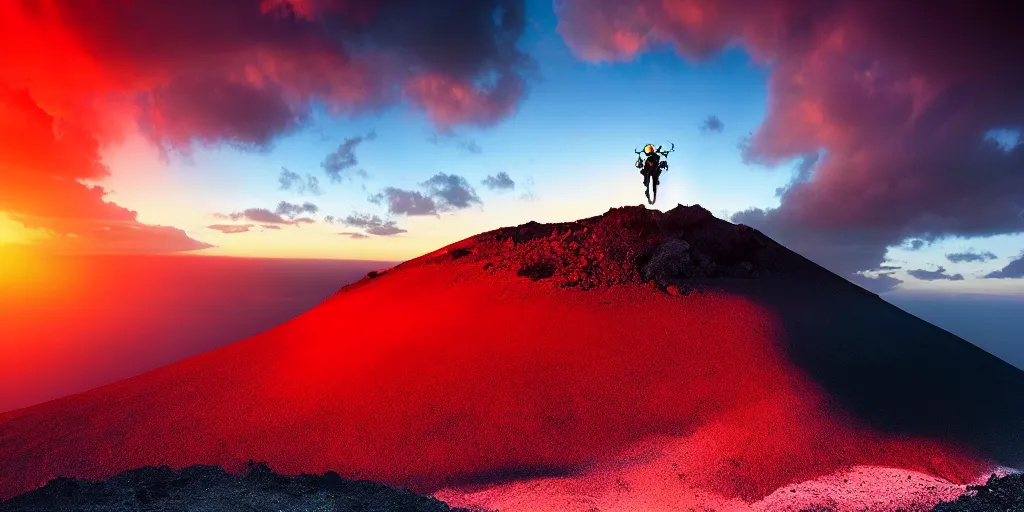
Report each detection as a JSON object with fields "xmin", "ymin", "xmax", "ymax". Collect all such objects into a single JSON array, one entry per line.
[{"xmin": 1, "ymin": 205, "xmax": 1022, "ymax": 511}]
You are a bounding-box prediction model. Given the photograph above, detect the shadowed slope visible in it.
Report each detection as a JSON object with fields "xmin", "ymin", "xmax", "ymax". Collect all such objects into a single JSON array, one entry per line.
[{"xmin": 0, "ymin": 205, "xmax": 1021, "ymax": 510}]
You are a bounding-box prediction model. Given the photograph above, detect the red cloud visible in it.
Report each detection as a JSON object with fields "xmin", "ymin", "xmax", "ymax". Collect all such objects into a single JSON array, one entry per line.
[
  {"xmin": 1, "ymin": 0, "xmax": 530, "ymax": 253},
  {"xmin": 0, "ymin": 87, "xmax": 211, "ymax": 253},
  {"xmin": 405, "ymin": 71, "xmax": 525, "ymax": 130},
  {"xmin": 11, "ymin": 0, "xmax": 530, "ymax": 149},
  {"xmin": 556, "ymin": 0, "xmax": 1024, "ymax": 289}
]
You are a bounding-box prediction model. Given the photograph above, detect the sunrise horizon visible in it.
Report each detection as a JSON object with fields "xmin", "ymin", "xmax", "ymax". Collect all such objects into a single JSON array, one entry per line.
[{"xmin": 3, "ymin": 0, "xmax": 1022, "ymax": 298}]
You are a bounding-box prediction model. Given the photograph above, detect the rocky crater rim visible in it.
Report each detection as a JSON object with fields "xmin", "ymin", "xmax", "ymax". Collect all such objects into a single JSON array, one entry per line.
[{"xmin": 411, "ymin": 204, "xmax": 809, "ymax": 291}]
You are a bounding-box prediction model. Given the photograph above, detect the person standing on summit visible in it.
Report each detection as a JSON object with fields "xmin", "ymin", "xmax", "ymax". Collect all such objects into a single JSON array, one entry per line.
[{"xmin": 636, "ymin": 143, "xmax": 673, "ymax": 205}]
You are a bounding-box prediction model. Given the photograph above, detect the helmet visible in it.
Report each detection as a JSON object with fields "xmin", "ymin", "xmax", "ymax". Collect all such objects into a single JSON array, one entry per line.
[{"xmin": 644, "ymin": 144, "xmax": 655, "ymax": 154}]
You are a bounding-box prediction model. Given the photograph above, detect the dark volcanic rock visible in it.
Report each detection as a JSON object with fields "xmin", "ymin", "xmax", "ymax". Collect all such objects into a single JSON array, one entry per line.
[
  {"xmin": 0, "ymin": 462, "xmax": 470, "ymax": 512},
  {"xmin": 418, "ymin": 204, "xmax": 808, "ymax": 291},
  {"xmin": 931, "ymin": 472, "xmax": 1024, "ymax": 511},
  {"xmin": 517, "ymin": 260, "xmax": 557, "ymax": 280},
  {"xmin": 642, "ymin": 238, "xmax": 692, "ymax": 285},
  {"xmin": 448, "ymin": 247, "xmax": 472, "ymax": 260}
]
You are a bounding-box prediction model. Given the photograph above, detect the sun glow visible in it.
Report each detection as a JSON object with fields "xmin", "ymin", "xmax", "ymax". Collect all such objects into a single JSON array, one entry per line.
[
  {"xmin": 0, "ymin": 213, "xmax": 53, "ymax": 245},
  {"xmin": 0, "ymin": 214, "xmax": 81, "ymax": 305}
]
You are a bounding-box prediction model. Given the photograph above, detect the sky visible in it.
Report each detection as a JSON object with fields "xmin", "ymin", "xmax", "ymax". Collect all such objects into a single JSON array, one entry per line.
[{"xmin": 1, "ymin": 0, "xmax": 1023, "ymax": 297}]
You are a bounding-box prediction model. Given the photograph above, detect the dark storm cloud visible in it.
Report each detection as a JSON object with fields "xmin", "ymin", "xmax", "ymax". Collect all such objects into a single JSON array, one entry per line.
[
  {"xmin": 22, "ymin": 0, "xmax": 533, "ymax": 150},
  {"xmin": 557, "ymin": 0, "xmax": 1024, "ymax": 286},
  {"xmin": 3, "ymin": 0, "xmax": 533, "ymax": 254}
]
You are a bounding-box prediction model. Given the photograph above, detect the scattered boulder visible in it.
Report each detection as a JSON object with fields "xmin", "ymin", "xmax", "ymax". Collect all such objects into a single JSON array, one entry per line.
[{"xmin": 642, "ymin": 238, "xmax": 692, "ymax": 286}]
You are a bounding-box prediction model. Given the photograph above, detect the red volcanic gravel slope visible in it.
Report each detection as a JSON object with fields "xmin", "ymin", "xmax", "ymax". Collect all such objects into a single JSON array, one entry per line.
[{"xmin": 1, "ymin": 205, "xmax": 1022, "ymax": 510}]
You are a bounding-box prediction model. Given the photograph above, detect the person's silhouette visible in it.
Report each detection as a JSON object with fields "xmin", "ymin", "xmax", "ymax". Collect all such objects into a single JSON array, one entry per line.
[{"xmin": 636, "ymin": 144, "xmax": 670, "ymax": 204}]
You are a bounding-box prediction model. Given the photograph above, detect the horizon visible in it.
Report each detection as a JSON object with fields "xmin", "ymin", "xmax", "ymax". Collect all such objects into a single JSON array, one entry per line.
[
  {"xmin": 1, "ymin": 0, "xmax": 1022, "ymax": 299},
  {"xmin": 3, "ymin": 237, "xmax": 1023, "ymax": 415}
]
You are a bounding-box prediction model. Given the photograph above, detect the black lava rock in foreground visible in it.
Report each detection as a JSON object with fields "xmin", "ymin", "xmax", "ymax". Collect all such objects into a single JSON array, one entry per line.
[
  {"xmin": 931, "ymin": 472, "xmax": 1024, "ymax": 511},
  {"xmin": 0, "ymin": 462, "xmax": 471, "ymax": 512},
  {"xmin": 3, "ymin": 462, "xmax": 1020, "ymax": 512}
]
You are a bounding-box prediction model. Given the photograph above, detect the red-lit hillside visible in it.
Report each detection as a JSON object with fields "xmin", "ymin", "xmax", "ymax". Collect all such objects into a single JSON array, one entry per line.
[{"xmin": 1, "ymin": 205, "xmax": 1021, "ymax": 511}]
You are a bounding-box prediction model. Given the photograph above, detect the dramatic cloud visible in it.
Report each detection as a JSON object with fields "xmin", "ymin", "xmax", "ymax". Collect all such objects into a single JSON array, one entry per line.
[
  {"xmin": 701, "ymin": 115, "xmax": 724, "ymax": 133},
  {"xmin": 10, "ymin": 0, "xmax": 531, "ymax": 146},
  {"xmin": 339, "ymin": 232, "xmax": 370, "ymax": 239},
  {"xmin": 323, "ymin": 215, "xmax": 336, "ymax": 224},
  {"xmin": 908, "ymin": 266, "xmax": 965, "ymax": 282},
  {"xmin": 773, "ymin": 152, "xmax": 820, "ymax": 198},
  {"xmin": 369, "ymin": 188, "xmax": 439, "ymax": 216},
  {"xmin": 556, "ymin": 0, "xmax": 1024, "ymax": 284},
  {"xmin": 322, "ymin": 132, "xmax": 375, "ymax": 183},
  {"xmin": 986, "ymin": 252, "xmax": 1024, "ymax": 279},
  {"xmin": 341, "ymin": 213, "xmax": 407, "ymax": 236},
  {"xmin": 420, "ymin": 173, "xmax": 482, "ymax": 209},
  {"xmin": 1, "ymin": 0, "xmax": 530, "ymax": 253},
  {"xmin": 278, "ymin": 168, "xmax": 321, "ymax": 195},
  {"xmin": 482, "ymin": 172, "xmax": 516, "ymax": 192},
  {"xmin": 208, "ymin": 224, "xmax": 254, "ymax": 234},
  {"xmin": 947, "ymin": 250, "xmax": 998, "ymax": 264},
  {"xmin": 0, "ymin": 89, "xmax": 212, "ymax": 254}
]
